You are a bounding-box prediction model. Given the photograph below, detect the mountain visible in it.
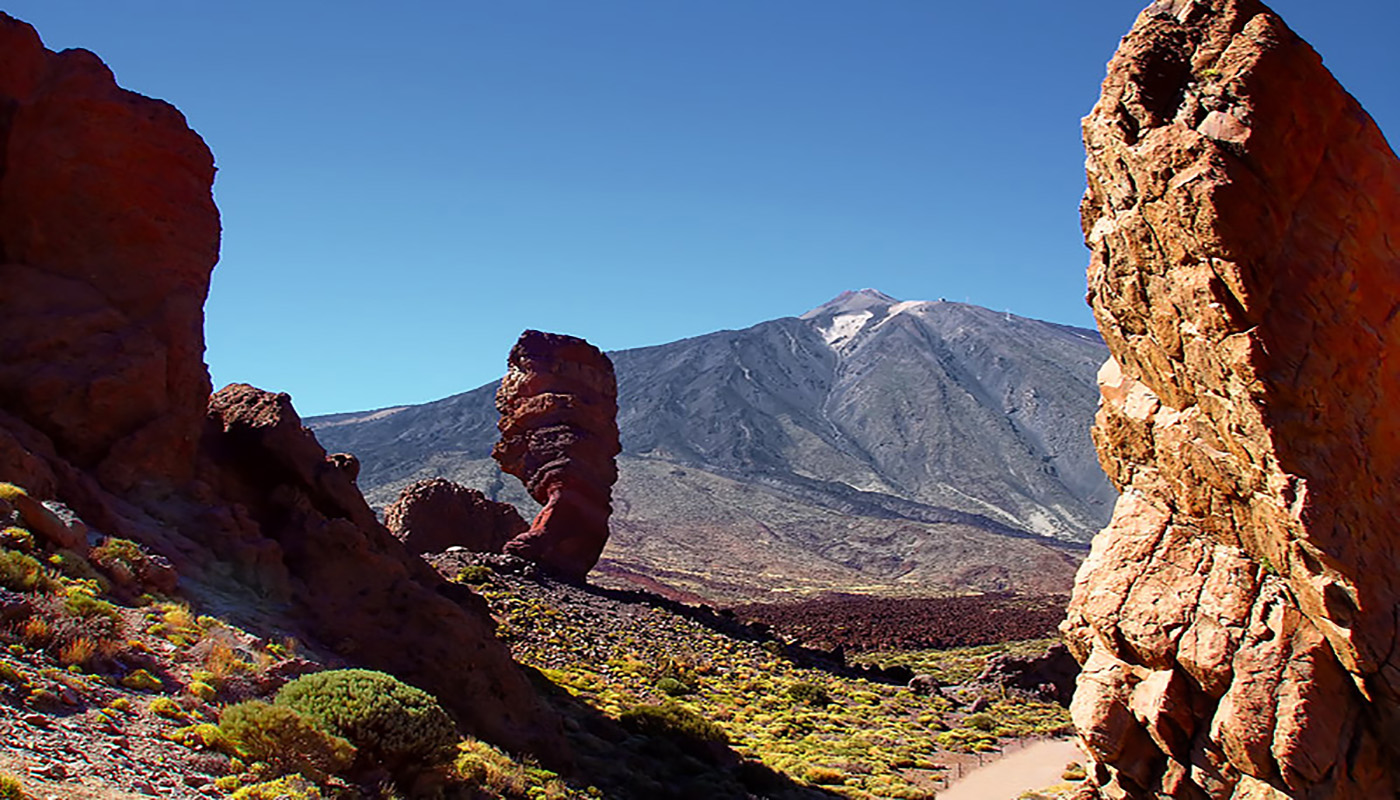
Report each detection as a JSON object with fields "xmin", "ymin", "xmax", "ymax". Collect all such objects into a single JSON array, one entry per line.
[{"xmin": 309, "ymin": 290, "xmax": 1114, "ymax": 601}]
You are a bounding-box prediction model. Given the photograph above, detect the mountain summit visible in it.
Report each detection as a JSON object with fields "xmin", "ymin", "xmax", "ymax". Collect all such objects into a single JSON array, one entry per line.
[
  {"xmin": 311, "ymin": 293, "xmax": 1113, "ymax": 601},
  {"xmin": 800, "ymin": 288, "xmax": 902, "ymax": 319}
]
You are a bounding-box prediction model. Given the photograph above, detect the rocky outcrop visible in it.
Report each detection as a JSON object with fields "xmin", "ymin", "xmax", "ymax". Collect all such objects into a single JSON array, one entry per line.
[
  {"xmin": 384, "ymin": 477, "xmax": 528, "ymax": 555},
  {"xmin": 197, "ymin": 385, "xmax": 559, "ymax": 755},
  {"xmin": 0, "ymin": 14, "xmax": 563, "ymax": 759},
  {"xmin": 973, "ymin": 642, "xmax": 1079, "ymax": 706},
  {"xmin": 1063, "ymin": 1, "xmax": 1400, "ymax": 798},
  {"xmin": 0, "ymin": 14, "xmax": 218, "ymax": 494},
  {"xmin": 493, "ymin": 330, "xmax": 621, "ymax": 579}
]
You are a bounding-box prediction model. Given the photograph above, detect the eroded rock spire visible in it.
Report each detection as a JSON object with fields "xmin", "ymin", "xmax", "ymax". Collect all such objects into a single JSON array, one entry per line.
[
  {"xmin": 493, "ymin": 330, "xmax": 621, "ymax": 579},
  {"xmin": 1065, "ymin": 0, "xmax": 1400, "ymax": 797}
]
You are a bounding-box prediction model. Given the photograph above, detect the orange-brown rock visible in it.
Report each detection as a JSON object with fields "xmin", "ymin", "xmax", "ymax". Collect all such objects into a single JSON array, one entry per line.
[
  {"xmin": 1063, "ymin": 1, "xmax": 1400, "ymax": 797},
  {"xmin": 493, "ymin": 330, "xmax": 620, "ymax": 580},
  {"xmin": 0, "ymin": 14, "xmax": 564, "ymax": 760},
  {"xmin": 385, "ymin": 477, "xmax": 529, "ymax": 555}
]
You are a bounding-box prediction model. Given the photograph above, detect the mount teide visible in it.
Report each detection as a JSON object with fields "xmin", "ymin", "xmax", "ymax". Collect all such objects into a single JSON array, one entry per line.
[{"xmin": 311, "ymin": 290, "xmax": 1114, "ymax": 601}]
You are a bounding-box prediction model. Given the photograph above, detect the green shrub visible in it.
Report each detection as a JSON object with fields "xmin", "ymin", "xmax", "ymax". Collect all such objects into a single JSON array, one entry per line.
[
  {"xmin": 0, "ymin": 549, "xmax": 53, "ymax": 593},
  {"xmin": 89, "ymin": 537, "xmax": 162, "ymax": 591},
  {"xmin": 230, "ymin": 774, "xmax": 326, "ymax": 800},
  {"xmin": 89, "ymin": 537, "xmax": 148, "ymax": 572},
  {"xmin": 0, "ymin": 662, "xmax": 26, "ymax": 686},
  {"xmin": 121, "ymin": 669, "xmax": 164, "ymax": 692},
  {"xmin": 46, "ymin": 550, "xmax": 108, "ymax": 591},
  {"xmin": 656, "ymin": 677, "xmax": 693, "ymax": 697},
  {"xmin": 0, "ymin": 771, "xmax": 24, "ymax": 800},
  {"xmin": 786, "ymin": 681, "xmax": 831, "ymax": 707},
  {"xmin": 150, "ymin": 696, "xmax": 188, "ymax": 721},
  {"xmin": 964, "ymin": 712, "xmax": 996, "ymax": 732},
  {"xmin": 0, "ymin": 528, "xmax": 34, "ymax": 553},
  {"xmin": 63, "ymin": 587, "xmax": 121, "ymax": 624},
  {"xmin": 274, "ymin": 669, "xmax": 458, "ymax": 772},
  {"xmin": 219, "ymin": 701, "xmax": 355, "ymax": 781},
  {"xmin": 455, "ymin": 565, "xmax": 493, "ymax": 584},
  {"xmin": 618, "ymin": 702, "xmax": 727, "ymax": 744}
]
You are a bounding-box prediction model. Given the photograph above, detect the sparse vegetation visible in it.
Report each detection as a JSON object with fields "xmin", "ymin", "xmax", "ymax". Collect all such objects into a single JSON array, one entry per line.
[
  {"xmin": 0, "ymin": 548, "xmax": 54, "ymax": 593},
  {"xmin": 230, "ymin": 774, "xmax": 326, "ymax": 800},
  {"xmin": 619, "ymin": 702, "xmax": 728, "ymax": 743},
  {"xmin": 0, "ymin": 772, "xmax": 25, "ymax": 800}
]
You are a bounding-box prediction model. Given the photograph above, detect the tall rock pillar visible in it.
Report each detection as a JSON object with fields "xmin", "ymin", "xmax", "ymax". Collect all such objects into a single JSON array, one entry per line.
[
  {"xmin": 493, "ymin": 330, "xmax": 621, "ymax": 579},
  {"xmin": 1064, "ymin": 0, "xmax": 1400, "ymax": 797}
]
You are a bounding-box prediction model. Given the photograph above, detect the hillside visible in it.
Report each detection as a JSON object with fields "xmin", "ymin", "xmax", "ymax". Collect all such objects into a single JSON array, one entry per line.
[{"xmin": 311, "ymin": 290, "xmax": 1112, "ymax": 601}]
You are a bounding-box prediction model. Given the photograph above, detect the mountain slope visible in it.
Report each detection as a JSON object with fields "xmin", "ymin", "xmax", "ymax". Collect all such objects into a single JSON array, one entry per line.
[{"xmin": 310, "ymin": 290, "xmax": 1113, "ymax": 601}]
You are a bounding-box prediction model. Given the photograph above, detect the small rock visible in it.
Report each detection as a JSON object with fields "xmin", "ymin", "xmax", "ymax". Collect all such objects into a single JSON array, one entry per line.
[
  {"xmin": 21, "ymin": 713, "xmax": 51, "ymax": 728},
  {"xmin": 131, "ymin": 781, "xmax": 156, "ymax": 795},
  {"xmin": 183, "ymin": 774, "xmax": 209, "ymax": 787},
  {"xmin": 908, "ymin": 674, "xmax": 943, "ymax": 696},
  {"xmin": 30, "ymin": 762, "xmax": 66, "ymax": 779}
]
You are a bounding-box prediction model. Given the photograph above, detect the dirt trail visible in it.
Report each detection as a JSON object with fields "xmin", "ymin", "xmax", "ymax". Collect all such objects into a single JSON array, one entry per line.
[{"xmin": 937, "ymin": 738, "xmax": 1082, "ymax": 800}]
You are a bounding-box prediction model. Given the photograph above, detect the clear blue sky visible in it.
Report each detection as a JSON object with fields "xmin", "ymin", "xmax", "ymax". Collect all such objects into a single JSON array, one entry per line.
[{"xmin": 6, "ymin": 1, "xmax": 1397, "ymax": 416}]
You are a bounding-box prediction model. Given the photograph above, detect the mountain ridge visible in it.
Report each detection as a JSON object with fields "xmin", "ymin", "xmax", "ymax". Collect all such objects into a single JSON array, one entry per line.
[{"xmin": 310, "ymin": 290, "xmax": 1113, "ymax": 601}]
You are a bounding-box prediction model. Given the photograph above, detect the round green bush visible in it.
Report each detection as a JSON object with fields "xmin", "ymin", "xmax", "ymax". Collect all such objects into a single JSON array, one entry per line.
[
  {"xmin": 963, "ymin": 712, "xmax": 997, "ymax": 732},
  {"xmin": 655, "ymin": 676, "xmax": 693, "ymax": 697},
  {"xmin": 219, "ymin": 700, "xmax": 355, "ymax": 780},
  {"xmin": 274, "ymin": 669, "xmax": 458, "ymax": 772},
  {"xmin": 786, "ymin": 681, "xmax": 831, "ymax": 707}
]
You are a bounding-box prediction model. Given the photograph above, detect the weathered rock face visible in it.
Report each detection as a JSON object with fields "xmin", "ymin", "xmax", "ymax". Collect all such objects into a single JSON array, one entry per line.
[
  {"xmin": 385, "ymin": 477, "xmax": 529, "ymax": 555},
  {"xmin": 198, "ymin": 385, "xmax": 560, "ymax": 755},
  {"xmin": 1063, "ymin": 1, "xmax": 1400, "ymax": 797},
  {"xmin": 0, "ymin": 14, "xmax": 218, "ymax": 494},
  {"xmin": 0, "ymin": 14, "xmax": 564, "ymax": 760},
  {"xmin": 493, "ymin": 330, "xmax": 621, "ymax": 579}
]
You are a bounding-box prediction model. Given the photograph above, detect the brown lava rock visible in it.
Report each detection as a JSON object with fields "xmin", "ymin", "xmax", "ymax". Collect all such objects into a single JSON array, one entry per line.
[
  {"xmin": 492, "ymin": 330, "xmax": 621, "ymax": 580},
  {"xmin": 1064, "ymin": 1, "xmax": 1400, "ymax": 797},
  {"xmin": 385, "ymin": 477, "xmax": 528, "ymax": 555}
]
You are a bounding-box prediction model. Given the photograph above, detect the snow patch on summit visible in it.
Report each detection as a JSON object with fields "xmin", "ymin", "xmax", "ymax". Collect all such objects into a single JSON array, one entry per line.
[{"xmin": 821, "ymin": 311, "xmax": 874, "ymax": 347}]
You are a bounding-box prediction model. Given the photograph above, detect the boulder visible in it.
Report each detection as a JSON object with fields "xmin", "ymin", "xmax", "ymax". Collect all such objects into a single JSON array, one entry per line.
[
  {"xmin": 973, "ymin": 642, "xmax": 1079, "ymax": 706},
  {"xmin": 492, "ymin": 330, "xmax": 621, "ymax": 580},
  {"xmin": 384, "ymin": 477, "xmax": 528, "ymax": 555},
  {"xmin": 9, "ymin": 491, "xmax": 86, "ymax": 553},
  {"xmin": 1064, "ymin": 0, "xmax": 1400, "ymax": 796}
]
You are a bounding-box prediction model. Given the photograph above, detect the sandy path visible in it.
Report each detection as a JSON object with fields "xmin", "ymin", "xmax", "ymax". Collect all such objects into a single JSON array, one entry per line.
[{"xmin": 936, "ymin": 738, "xmax": 1082, "ymax": 800}]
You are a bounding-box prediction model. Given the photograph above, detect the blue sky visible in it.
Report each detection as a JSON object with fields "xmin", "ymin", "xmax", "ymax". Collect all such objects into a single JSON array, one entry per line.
[{"xmin": 6, "ymin": 1, "xmax": 1397, "ymax": 416}]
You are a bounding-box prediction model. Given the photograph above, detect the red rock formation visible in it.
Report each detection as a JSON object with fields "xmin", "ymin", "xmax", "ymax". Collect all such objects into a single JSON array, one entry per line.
[
  {"xmin": 385, "ymin": 477, "xmax": 529, "ymax": 555},
  {"xmin": 198, "ymin": 386, "xmax": 559, "ymax": 755},
  {"xmin": 493, "ymin": 330, "xmax": 620, "ymax": 579},
  {"xmin": 0, "ymin": 14, "xmax": 218, "ymax": 493},
  {"xmin": 1064, "ymin": 1, "xmax": 1400, "ymax": 797},
  {"xmin": 0, "ymin": 14, "xmax": 564, "ymax": 759}
]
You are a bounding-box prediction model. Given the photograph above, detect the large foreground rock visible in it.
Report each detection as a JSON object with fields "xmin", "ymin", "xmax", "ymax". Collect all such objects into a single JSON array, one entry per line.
[
  {"xmin": 1064, "ymin": 1, "xmax": 1400, "ymax": 797},
  {"xmin": 493, "ymin": 330, "xmax": 621, "ymax": 579},
  {"xmin": 0, "ymin": 14, "xmax": 217, "ymax": 493},
  {"xmin": 0, "ymin": 13, "xmax": 562, "ymax": 758}
]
